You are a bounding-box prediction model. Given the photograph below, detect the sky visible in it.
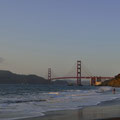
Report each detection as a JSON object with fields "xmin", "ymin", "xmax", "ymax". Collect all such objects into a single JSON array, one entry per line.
[{"xmin": 0, "ymin": 0, "xmax": 120, "ymax": 78}]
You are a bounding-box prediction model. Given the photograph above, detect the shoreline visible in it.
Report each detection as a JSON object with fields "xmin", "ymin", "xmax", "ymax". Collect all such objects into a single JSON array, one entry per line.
[{"xmin": 18, "ymin": 98, "xmax": 120, "ymax": 120}]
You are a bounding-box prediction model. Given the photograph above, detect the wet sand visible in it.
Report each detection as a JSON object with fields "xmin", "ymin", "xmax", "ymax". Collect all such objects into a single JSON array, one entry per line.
[{"xmin": 19, "ymin": 103, "xmax": 120, "ymax": 120}]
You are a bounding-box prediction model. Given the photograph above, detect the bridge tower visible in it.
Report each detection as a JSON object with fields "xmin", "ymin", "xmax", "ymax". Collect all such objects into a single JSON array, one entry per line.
[
  {"xmin": 77, "ymin": 60, "xmax": 81, "ymax": 85},
  {"xmin": 90, "ymin": 77, "xmax": 102, "ymax": 86},
  {"xmin": 90, "ymin": 77, "xmax": 96, "ymax": 86},
  {"xmin": 48, "ymin": 68, "xmax": 51, "ymax": 82}
]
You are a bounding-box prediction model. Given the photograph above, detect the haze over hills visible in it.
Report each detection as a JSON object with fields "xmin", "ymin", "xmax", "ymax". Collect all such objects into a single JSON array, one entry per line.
[
  {"xmin": 0, "ymin": 70, "xmax": 69, "ymax": 85},
  {"xmin": 0, "ymin": 70, "xmax": 49, "ymax": 84}
]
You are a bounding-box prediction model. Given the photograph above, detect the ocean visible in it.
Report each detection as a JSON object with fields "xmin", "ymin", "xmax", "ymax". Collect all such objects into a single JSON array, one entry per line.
[{"xmin": 0, "ymin": 84, "xmax": 119, "ymax": 120}]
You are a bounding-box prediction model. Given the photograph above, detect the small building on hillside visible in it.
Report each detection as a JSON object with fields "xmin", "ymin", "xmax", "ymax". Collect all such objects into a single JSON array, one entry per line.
[{"xmin": 90, "ymin": 77, "xmax": 102, "ymax": 86}]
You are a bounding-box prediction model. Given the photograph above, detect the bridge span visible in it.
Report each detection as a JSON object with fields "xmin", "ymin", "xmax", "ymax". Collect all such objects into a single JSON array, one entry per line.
[
  {"xmin": 51, "ymin": 76, "xmax": 113, "ymax": 80},
  {"xmin": 48, "ymin": 61, "xmax": 114, "ymax": 86}
]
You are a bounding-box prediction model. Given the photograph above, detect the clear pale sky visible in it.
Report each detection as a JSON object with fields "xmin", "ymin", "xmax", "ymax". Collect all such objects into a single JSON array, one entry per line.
[{"xmin": 0, "ymin": 0, "xmax": 120, "ymax": 78}]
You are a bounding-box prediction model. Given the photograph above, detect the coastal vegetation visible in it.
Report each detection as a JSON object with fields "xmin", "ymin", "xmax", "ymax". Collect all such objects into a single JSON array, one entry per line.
[
  {"xmin": 101, "ymin": 74, "xmax": 120, "ymax": 87},
  {"xmin": 0, "ymin": 70, "xmax": 68, "ymax": 85},
  {"xmin": 0, "ymin": 70, "xmax": 48, "ymax": 84}
]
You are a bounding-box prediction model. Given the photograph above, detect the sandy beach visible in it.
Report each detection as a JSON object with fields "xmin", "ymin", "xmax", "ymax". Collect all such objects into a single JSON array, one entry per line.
[{"xmin": 18, "ymin": 99, "xmax": 120, "ymax": 120}]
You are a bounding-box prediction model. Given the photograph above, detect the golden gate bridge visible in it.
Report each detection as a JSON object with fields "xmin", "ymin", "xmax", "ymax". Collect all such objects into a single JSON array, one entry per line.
[{"xmin": 47, "ymin": 61, "xmax": 113, "ymax": 85}]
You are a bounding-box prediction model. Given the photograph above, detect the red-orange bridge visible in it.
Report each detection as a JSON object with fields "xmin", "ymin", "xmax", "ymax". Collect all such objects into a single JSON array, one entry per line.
[{"xmin": 48, "ymin": 61, "xmax": 114, "ymax": 85}]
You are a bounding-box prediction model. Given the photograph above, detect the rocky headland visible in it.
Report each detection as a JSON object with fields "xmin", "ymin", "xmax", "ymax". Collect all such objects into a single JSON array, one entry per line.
[{"xmin": 101, "ymin": 74, "xmax": 120, "ymax": 87}]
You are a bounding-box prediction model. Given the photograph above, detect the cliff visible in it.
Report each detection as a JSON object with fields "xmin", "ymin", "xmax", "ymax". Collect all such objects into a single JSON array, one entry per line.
[{"xmin": 101, "ymin": 74, "xmax": 120, "ymax": 87}]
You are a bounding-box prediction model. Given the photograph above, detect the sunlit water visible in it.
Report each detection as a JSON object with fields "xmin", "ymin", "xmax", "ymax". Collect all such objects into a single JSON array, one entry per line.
[{"xmin": 0, "ymin": 84, "xmax": 120, "ymax": 120}]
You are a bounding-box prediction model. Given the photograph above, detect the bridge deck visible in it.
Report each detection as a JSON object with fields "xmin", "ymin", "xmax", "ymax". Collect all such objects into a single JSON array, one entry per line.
[{"xmin": 51, "ymin": 76, "xmax": 113, "ymax": 80}]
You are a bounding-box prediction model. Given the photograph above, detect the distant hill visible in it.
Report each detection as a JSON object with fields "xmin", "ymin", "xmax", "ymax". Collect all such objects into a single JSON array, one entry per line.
[
  {"xmin": 101, "ymin": 74, "xmax": 120, "ymax": 87},
  {"xmin": 0, "ymin": 70, "xmax": 49, "ymax": 84},
  {"xmin": 0, "ymin": 70, "xmax": 69, "ymax": 85}
]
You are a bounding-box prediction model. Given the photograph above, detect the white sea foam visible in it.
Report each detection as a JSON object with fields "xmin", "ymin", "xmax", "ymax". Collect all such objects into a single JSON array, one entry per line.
[
  {"xmin": 48, "ymin": 92, "xmax": 59, "ymax": 95},
  {"xmin": 0, "ymin": 86, "xmax": 120, "ymax": 120},
  {"xmin": 97, "ymin": 86, "xmax": 112, "ymax": 92}
]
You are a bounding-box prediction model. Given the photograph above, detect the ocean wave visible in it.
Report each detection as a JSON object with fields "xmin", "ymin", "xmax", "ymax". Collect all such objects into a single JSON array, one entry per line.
[
  {"xmin": 0, "ymin": 86, "xmax": 120, "ymax": 120},
  {"xmin": 2, "ymin": 99, "xmax": 47, "ymax": 104}
]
